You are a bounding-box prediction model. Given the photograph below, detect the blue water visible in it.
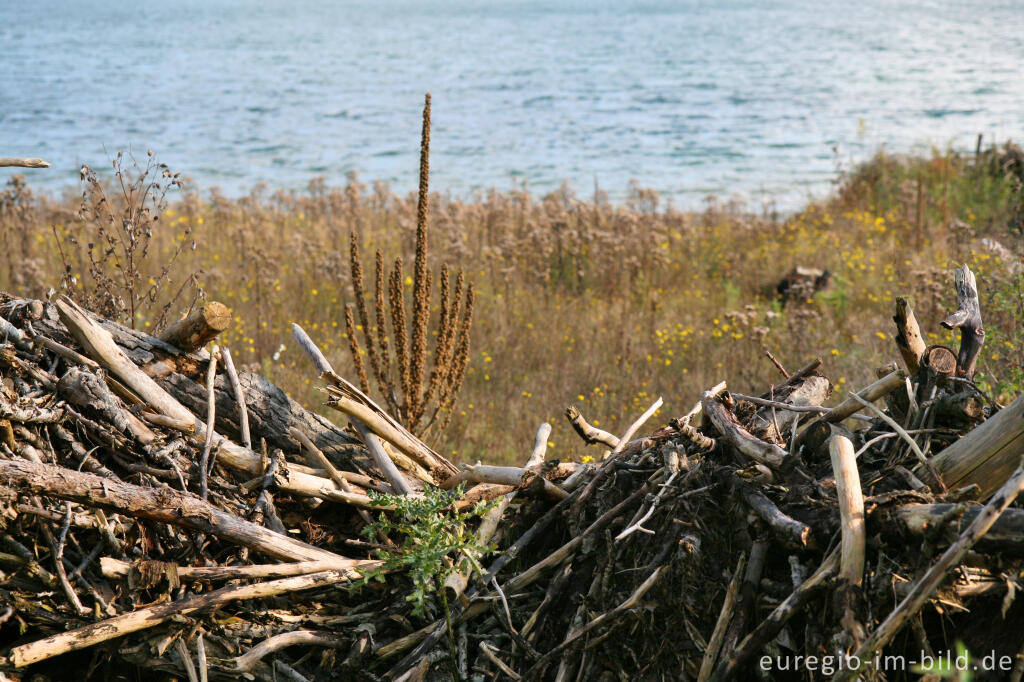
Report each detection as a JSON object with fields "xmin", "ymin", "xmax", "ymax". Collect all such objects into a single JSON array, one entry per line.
[{"xmin": 1, "ymin": 0, "xmax": 1022, "ymax": 208}]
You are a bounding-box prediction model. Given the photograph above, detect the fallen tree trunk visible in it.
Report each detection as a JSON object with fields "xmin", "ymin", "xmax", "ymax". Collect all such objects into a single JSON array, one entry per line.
[{"xmin": 34, "ymin": 299, "xmax": 360, "ymax": 462}]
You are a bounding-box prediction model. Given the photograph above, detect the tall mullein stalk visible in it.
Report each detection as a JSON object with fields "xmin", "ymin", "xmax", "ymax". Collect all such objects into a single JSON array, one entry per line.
[
  {"xmin": 374, "ymin": 249, "xmax": 400, "ymax": 416},
  {"xmin": 423, "ymin": 281, "xmax": 475, "ymax": 438},
  {"xmin": 349, "ymin": 232, "xmax": 386, "ymax": 390},
  {"xmin": 408, "ymin": 93, "xmax": 432, "ymax": 427},
  {"xmin": 339, "ymin": 93, "xmax": 474, "ymax": 440},
  {"xmin": 419, "ymin": 263, "xmax": 452, "ymax": 410},
  {"xmin": 388, "ymin": 257, "xmax": 411, "ymax": 415},
  {"xmin": 344, "ymin": 304, "xmax": 370, "ymax": 394}
]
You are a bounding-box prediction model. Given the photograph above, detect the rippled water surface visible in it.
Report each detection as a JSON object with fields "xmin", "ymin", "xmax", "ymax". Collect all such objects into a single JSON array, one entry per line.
[{"xmin": 2, "ymin": 0, "xmax": 1022, "ymax": 207}]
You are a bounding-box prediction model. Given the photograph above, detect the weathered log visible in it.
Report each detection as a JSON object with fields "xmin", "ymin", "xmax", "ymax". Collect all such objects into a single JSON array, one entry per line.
[
  {"xmin": 931, "ymin": 389, "xmax": 985, "ymax": 425},
  {"xmin": 55, "ymin": 298, "xmax": 356, "ymax": 495},
  {"xmin": 930, "ymin": 391, "xmax": 1024, "ymax": 497},
  {"xmin": 738, "ymin": 485, "xmax": 812, "ymax": 548},
  {"xmin": 940, "ymin": 264, "xmax": 985, "ymax": 379},
  {"xmin": 159, "ymin": 370, "xmax": 361, "ymax": 463},
  {"xmin": 35, "ymin": 300, "xmax": 358, "ymax": 461},
  {"xmin": 829, "ymin": 435, "xmax": 865, "ymax": 587},
  {"xmin": 158, "ymin": 301, "xmax": 232, "ymax": 352},
  {"xmin": 748, "ymin": 374, "xmax": 831, "ymax": 443},
  {"xmin": 893, "ymin": 297, "xmax": 926, "ymax": 373},
  {"xmin": 0, "ymin": 458, "xmax": 350, "ymax": 565}
]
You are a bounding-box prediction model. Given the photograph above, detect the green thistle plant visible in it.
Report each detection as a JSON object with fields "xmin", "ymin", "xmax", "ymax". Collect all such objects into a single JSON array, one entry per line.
[{"xmin": 360, "ymin": 484, "xmax": 497, "ymax": 618}]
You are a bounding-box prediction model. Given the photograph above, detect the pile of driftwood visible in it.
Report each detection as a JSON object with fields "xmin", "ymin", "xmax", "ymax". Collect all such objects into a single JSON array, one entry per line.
[{"xmin": 0, "ymin": 264, "xmax": 1023, "ymax": 681}]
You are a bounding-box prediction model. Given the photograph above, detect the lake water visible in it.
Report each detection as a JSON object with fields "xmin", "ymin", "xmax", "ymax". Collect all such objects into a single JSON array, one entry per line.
[{"xmin": 2, "ymin": 0, "xmax": 1022, "ymax": 208}]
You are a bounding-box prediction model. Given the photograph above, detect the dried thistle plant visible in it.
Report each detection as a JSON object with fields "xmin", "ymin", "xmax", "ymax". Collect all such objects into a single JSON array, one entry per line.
[
  {"xmin": 345, "ymin": 94, "xmax": 475, "ymax": 438},
  {"xmin": 53, "ymin": 151, "xmax": 203, "ymax": 330}
]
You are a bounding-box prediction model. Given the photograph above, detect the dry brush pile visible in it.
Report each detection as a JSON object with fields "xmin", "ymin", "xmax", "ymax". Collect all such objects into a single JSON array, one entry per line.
[{"xmin": 0, "ymin": 250, "xmax": 1022, "ymax": 682}]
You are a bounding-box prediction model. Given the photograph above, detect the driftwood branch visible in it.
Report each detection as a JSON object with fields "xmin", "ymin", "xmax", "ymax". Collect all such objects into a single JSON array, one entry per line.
[
  {"xmin": 698, "ymin": 553, "xmax": 746, "ymax": 682},
  {"xmin": 219, "ymin": 631, "xmax": 346, "ymax": 673},
  {"xmin": 0, "ymin": 157, "xmax": 49, "ymax": 168},
  {"xmin": 703, "ymin": 389, "xmax": 787, "ymax": 468},
  {"xmin": 100, "ymin": 557, "xmax": 380, "ymax": 582},
  {"xmin": 941, "ymin": 264, "xmax": 985, "ymax": 380},
  {"xmin": 9, "ymin": 570, "xmax": 358, "ymax": 667},
  {"xmin": 893, "ymin": 297, "xmax": 926, "ymax": 373},
  {"xmin": 291, "ymin": 323, "xmax": 457, "ymax": 482},
  {"xmin": 829, "ymin": 435, "xmax": 865, "ymax": 586},
  {"xmin": 220, "ymin": 347, "xmax": 251, "ymax": 449},
  {"xmin": 0, "ymin": 458, "xmax": 350, "ymax": 565},
  {"xmin": 565, "ymin": 405, "xmax": 619, "ymax": 448}
]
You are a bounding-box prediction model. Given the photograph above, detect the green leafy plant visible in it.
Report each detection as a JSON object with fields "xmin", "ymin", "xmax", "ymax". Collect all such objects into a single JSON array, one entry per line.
[{"xmin": 360, "ymin": 484, "xmax": 498, "ymax": 618}]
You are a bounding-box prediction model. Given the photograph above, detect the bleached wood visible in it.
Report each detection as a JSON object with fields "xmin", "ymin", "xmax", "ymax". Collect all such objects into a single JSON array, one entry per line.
[
  {"xmin": 829, "ymin": 435, "xmax": 865, "ymax": 586},
  {"xmin": 0, "ymin": 157, "xmax": 49, "ymax": 168},
  {"xmin": 893, "ymin": 297, "xmax": 926, "ymax": 373}
]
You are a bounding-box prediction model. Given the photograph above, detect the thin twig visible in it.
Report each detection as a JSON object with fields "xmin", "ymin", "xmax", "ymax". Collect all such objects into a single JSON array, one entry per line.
[
  {"xmin": 199, "ymin": 346, "xmax": 219, "ymax": 500},
  {"xmin": 220, "ymin": 347, "xmax": 250, "ymax": 450},
  {"xmin": 610, "ymin": 397, "xmax": 663, "ymax": 457}
]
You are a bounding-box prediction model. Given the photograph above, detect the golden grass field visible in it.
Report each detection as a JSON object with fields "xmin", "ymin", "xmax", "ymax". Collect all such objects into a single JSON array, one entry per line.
[{"xmin": 2, "ymin": 146, "xmax": 1021, "ymax": 463}]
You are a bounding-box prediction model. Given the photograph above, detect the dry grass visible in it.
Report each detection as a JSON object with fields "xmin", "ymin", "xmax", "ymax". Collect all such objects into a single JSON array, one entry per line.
[{"xmin": 1, "ymin": 145, "xmax": 1021, "ymax": 463}]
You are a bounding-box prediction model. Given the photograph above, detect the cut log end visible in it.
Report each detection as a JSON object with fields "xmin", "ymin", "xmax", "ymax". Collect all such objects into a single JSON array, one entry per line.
[
  {"xmin": 922, "ymin": 345, "xmax": 957, "ymax": 378},
  {"xmin": 159, "ymin": 302, "xmax": 232, "ymax": 352}
]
